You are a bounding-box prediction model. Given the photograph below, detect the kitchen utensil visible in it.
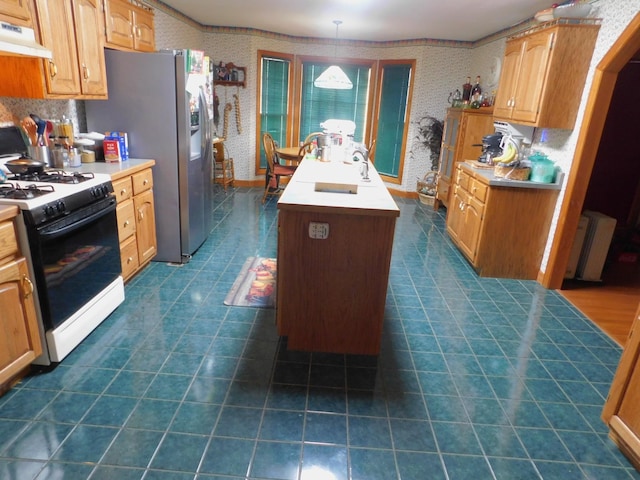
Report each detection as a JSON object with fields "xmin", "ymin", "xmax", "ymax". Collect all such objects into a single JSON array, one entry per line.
[
  {"xmin": 30, "ymin": 113, "xmax": 47, "ymax": 146},
  {"xmin": 5, "ymin": 157, "xmax": 46, "ymax": 175},
  {"xmin": 45, "ymin": 121, "xmax": 54, "ymax": 146},
  {"xmin": 20, "ymin": 117, "xmax": 37, "ymax": 146}
]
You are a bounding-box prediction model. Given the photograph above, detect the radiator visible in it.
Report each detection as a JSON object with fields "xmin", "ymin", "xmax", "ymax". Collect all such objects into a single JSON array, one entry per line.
[{"xmin": 575, "ymin": 210, "xmax": 617, "ymax": 282}]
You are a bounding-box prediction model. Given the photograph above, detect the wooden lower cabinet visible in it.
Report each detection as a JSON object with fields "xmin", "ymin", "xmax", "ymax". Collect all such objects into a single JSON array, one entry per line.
[
  {"xmin": 446, "ymin": 164, "xmax": 558, "ymax": 279},
  {"xmin": 112, "ymin": 167, "xmax": 156, "ymax": 281},
  {"xmin": 603, "ymin": 305, "xmax": 640, "ymax": 471},
  {"xmin": 0, "ymin": 207, "xmax": 41, "ymax": 393}
]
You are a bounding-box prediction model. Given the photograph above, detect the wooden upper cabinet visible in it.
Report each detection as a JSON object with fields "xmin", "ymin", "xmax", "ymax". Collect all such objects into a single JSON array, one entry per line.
[
  {"xmin": 72, "ymin": 0, "xmax": 107, "ymax": 96},
  {"xmin": 35, "ymin": 0, "xmax": 81, "ymax": 95},
  {"xmin": 0, "ymin": 0, "xmax": 33, "ymax": 26},
  {"xmin": 493, "ymin": 21, "xmax": 600, "ymax": 130},
  {"xmin": 104, "ymin": 0, "xmax": 155, "ymax": 52},
  {"xmin": 0, "ymin": 0, "xmax": 107, "ymax": 99}
]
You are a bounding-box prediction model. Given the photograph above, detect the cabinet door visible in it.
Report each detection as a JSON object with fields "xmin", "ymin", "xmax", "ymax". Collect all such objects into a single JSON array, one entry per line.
[
  {"xmin": 0, "ymin": 257, "xmax": 41, "ymax": 385},
  {"xmin": 455, "ymin": 112, "xmax": 495, "ymax": 164},
  {"xmin": 493, "ymin": 39, "xmax": 523, "ymax": 120},
  {"xmin": 35, "ymin": 0, "xmax": 81, "ymax": 95},
  {"xmin": 604, "ymin": 307, "xmax": 640, "ymax": 469},
  {"xmin": 511, "ymin": 30, "xmax": 554, "ymax": 124},
  {"xmin": 72, "ymin": 0, "xmax": 107, "ymax": 96},
  {"xmin": 133, "ymin": 8, "xmax": 154, "ymax": 52},
  {"xmin": 134, "ymin": 189, "xmax": 157, "ymax": 264},
  {"xmin": 104, "ymin": 0, "xmax": 134, "ymax": 50},
  {"xmin": 446, "ymin": 185, "xmax": 466, "ymax": 244},
  {"xmin": 460, "ymin": 196, "xmax": 484, "ymax": 261},
  {"xmin": 436, "ymin": 110, "xmax": 460, "ymax": 207},
  {"xmin": 0, "ymin": 0, "xmax": 32, "ymax": 25}
]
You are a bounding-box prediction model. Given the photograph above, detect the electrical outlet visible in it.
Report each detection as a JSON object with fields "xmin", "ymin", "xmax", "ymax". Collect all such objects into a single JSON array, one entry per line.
[{"xmin": 309, "ymin": 222, "xmax": 329, "ymax": 239}]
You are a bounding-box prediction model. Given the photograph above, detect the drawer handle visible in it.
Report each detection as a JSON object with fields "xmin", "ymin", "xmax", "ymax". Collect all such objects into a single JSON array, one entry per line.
[
  {"xmin": 48, "ymin": 60, "xmax": 57, "ymax": 78},
  {"xmin": 127, "ymin": 256, "xmax": 134, "ymax": 264},
  {"xmin": 143, "ymin": 179, "xmax": 149, "ymax": 185},
  {"xmin": 120, "ymin": 188, "xmax": 128, "ymax": 196},
  {"xmin": 22, "ymin": 275, "xmax": 34, "ymax": 299},
  {"xmin": 124, "ymin": 220, "xmax": 130, "ymax": 227}
]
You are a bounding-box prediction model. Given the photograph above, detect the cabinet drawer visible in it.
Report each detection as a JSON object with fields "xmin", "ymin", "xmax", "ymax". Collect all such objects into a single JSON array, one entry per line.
[
  {"xmin": 112, "ymin": 177, "xmax": 132, "ymax": 203},
  {"xmin": 456, "ymin": 169, "xmax": 470, "ymax": 191},
  {"xmin": 0, "ymin": 221, "xmax": 18, "ymax": 261},
  {"xmin": 132, "ymin": 168, "xmax": 153, "ymax": 195},
  {"xmin": 469, "ymin": 179, "xmax": 488, "ymax": 203},
  {"xmin": 116, "ymin": 200, "xmax": 136, "ymax": 241},
  {"xmin": 120, "ymin": 234, "xmax": 139, "ymax": 280}
]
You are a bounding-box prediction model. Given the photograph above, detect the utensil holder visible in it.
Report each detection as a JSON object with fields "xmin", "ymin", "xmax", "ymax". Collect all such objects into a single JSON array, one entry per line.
[{"xmin": 28, "ymin": 146, "xmax": 51, "ymax": 167}]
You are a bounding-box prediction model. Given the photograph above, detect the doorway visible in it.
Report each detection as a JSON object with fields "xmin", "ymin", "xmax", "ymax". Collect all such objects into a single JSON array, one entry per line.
[{"xmin": 542, "ymin": 13, "xmax": 640, "ymax": 345}]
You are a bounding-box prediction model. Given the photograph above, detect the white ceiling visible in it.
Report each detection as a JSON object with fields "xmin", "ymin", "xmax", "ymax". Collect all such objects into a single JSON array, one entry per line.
[{"xmin": 156, "ymin": 0, "xmax": 560, "ymax": 42}]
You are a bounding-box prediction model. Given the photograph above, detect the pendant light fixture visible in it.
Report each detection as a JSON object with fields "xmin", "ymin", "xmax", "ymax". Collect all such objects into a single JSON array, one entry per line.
[{"xmin": 314, "ymin": 20, "xmax": 353, "ymax": 90}]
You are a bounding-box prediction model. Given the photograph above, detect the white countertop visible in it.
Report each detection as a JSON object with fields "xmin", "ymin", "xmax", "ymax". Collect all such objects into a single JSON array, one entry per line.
[{"xmin": 278, "ymin": 159, "xmax": 400, "ymax": 216}]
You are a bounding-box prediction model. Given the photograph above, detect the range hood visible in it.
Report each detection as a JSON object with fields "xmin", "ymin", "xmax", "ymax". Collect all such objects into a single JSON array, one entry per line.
[{"xmin": 0, "ymin": 22, "xmax": 52, "ymax": 59}]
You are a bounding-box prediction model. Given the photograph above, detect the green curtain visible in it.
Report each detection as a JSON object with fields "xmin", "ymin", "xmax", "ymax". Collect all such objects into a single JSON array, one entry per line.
[
  {"xmin": 259, "ymin": 56, "xmax": 290, "ymax": 169},
  {"xmin": 299, "ymin": 62, "xmax": 370, "ymax": 143},
  {"xmin": 375, "ymin": 64, "xmax": 411, "ymax": 178}
]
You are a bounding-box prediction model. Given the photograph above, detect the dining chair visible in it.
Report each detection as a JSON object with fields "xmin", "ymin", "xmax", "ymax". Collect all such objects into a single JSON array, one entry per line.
[
  {"xmin": 304, "ymin": 131, "xmax": 323, "ymax": 145},
  {"xmin": 262, "ymin": 132, "xmax": 297, "ymax": 204}
]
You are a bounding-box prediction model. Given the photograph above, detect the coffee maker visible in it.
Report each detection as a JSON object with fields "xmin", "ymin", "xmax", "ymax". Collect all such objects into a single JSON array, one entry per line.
[{"xmin": 478, "ymin": 132, "xmax": 503, "ymax": 164}]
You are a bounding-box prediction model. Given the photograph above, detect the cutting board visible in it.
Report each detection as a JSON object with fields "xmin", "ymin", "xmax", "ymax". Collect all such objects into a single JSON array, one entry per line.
[{"xmin": 465, "ymin": 160, "xmax": 494, "ymax": 169}]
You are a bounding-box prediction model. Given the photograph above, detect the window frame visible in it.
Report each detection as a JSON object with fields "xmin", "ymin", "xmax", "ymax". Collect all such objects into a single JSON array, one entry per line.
[
  {"xmin": 255, "ymin": 52, "xmax": 414, "ymax": 185},
  {"xmin": 255, "ymin": 50, "xmax": 294, "ymax": 175},
  {"xmin": 370, "ymin": 59, "xmax": 416, "ymax": 184}
]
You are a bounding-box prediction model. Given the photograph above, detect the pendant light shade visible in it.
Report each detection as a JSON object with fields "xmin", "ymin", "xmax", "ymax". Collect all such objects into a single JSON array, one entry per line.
[{"xmin": 314, "ymin": 20, "xmax": 353, "ymax": 90}]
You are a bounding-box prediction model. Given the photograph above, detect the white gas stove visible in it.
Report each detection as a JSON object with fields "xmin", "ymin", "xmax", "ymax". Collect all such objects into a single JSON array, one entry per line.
[{"xmin": 0, "ymin": 162, "xmax": 124, "ymax": 367}]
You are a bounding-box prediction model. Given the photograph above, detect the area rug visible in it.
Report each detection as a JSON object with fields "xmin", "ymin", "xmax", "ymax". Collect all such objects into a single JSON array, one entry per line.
[{"xmin": 224, "ymin": 257, "xmax": 277, "ymax": 308}]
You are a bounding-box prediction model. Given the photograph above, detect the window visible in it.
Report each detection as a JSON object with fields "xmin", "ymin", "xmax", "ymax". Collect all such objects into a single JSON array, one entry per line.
[
  {"xmin": 257, "ymin": 52, "xmax": 292, "ymax": 171},
  {"xmin": 299, "ymin": 61, "xmax": 371, "ymax": 143},
  {"xmin": 256, "ymin": 52, "xmax": 414, "ymax": 183},
  {"xmin": 371, "ymin": 61, "xmax": 414, "ymax": 181}
]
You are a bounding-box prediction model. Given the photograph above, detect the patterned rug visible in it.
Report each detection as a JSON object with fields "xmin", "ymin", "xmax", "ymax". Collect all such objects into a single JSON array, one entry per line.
[{"xmin": 223, "ymin": 257, "xmax": 277, "ymax": 308}]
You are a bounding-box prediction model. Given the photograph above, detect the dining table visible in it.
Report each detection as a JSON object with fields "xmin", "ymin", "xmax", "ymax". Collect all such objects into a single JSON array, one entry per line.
[{"xmin": 275, "ymin": 146, "xmax": 306, "ymax": 164}]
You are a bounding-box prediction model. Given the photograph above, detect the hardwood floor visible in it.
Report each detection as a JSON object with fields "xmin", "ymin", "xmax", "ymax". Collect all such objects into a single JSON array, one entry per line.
[{"xmin": 559, "ymin": 260, "xmax": 640, "ymax": 347}]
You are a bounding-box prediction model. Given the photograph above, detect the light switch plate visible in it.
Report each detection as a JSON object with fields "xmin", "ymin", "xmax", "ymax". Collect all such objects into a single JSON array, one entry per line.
[{"xmin": 309, "ymin": 222, "xmax": 329, "ymax": 239}]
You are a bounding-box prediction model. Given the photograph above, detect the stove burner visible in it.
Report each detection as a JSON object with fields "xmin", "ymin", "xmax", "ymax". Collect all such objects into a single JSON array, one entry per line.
[
  {"xmin": 0, "ymin": 182, "xmax": 55, "ymax": 200},
  {"xmin": 9, "ymin": 170, "xmax": 96, "ymax": 184}
]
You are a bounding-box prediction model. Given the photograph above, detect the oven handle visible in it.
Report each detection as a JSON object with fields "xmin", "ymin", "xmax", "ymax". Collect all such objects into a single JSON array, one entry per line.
[{"xmin": 39, "ymin": 200, "xmax": 117, "ymax": 241}]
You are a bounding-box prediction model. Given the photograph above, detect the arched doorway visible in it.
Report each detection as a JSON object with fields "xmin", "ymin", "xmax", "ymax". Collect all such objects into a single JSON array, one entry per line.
[{"xmin": 542, "ymin": 13, "xmax": 640, "ymax": 290}]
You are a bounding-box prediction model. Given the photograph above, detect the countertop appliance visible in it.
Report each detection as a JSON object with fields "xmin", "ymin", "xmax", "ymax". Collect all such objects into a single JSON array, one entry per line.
[
  {"xmin": 86, "ymin": 49, "xmax": 214, "ymax": 263},
  {"xmin": 0, "ymin": 134, "xmax": 124, "ymax": 366},
  {"xmin": 478, "ymin": 132, "xmax": 503, "ymax": 164}
]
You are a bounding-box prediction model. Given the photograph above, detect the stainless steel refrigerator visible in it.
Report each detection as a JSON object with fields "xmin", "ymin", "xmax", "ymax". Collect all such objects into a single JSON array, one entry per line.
[{"xmin": 86, "ymin": 48, "xmax": 214, "ymax": 263}]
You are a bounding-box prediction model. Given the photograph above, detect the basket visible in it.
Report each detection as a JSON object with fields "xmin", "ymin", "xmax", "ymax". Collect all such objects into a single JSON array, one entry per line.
[
  {"xmin": 494, "ymin": 165, "xmax": 531, "ymax": 181},
  {"xmin": 418, "ymin": 192, "xmax": 436, "ymax": 205},
  {"xmin": 417, "ymin": 171, "xmax": 438, "ymax": 205}
]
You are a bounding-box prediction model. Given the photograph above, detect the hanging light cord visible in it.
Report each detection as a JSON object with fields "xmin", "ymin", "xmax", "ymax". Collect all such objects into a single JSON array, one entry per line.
[{"xmin": 333, "ymin": 20, "xmax": 341, "ymax": 60}]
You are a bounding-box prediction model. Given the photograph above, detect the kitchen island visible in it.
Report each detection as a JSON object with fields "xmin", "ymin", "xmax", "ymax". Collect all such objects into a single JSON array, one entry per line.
[{"xmin": 276, "ymin": 159, "xmax": 399, "ymax": 355}]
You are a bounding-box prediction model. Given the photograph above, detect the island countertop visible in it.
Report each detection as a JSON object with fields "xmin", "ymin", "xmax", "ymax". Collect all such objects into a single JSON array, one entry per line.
[{"xmin": 278, "ymin": 159, "xmax": 400, "ymax": 217}]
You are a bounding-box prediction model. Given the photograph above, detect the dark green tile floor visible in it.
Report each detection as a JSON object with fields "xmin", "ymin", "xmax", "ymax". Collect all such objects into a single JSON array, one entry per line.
[{"xmin": 1, "ymin": 186, "xmax": 638, "ymax": 479}]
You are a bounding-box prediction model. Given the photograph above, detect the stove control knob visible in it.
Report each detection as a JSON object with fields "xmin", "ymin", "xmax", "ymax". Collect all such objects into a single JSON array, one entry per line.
[
  {"xmin": 44, "ymin": 204, "xmax": 56, "ymax": 217},
  {"xmin": 56, "ymin": 200, "xmax": 66, "ymax": 213}
]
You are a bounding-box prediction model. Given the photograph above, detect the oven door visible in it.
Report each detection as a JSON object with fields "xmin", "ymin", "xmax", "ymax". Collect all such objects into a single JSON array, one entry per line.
[{"xmin": 28, "ymin": 196, "xmax": 121, "ymax": 330}]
